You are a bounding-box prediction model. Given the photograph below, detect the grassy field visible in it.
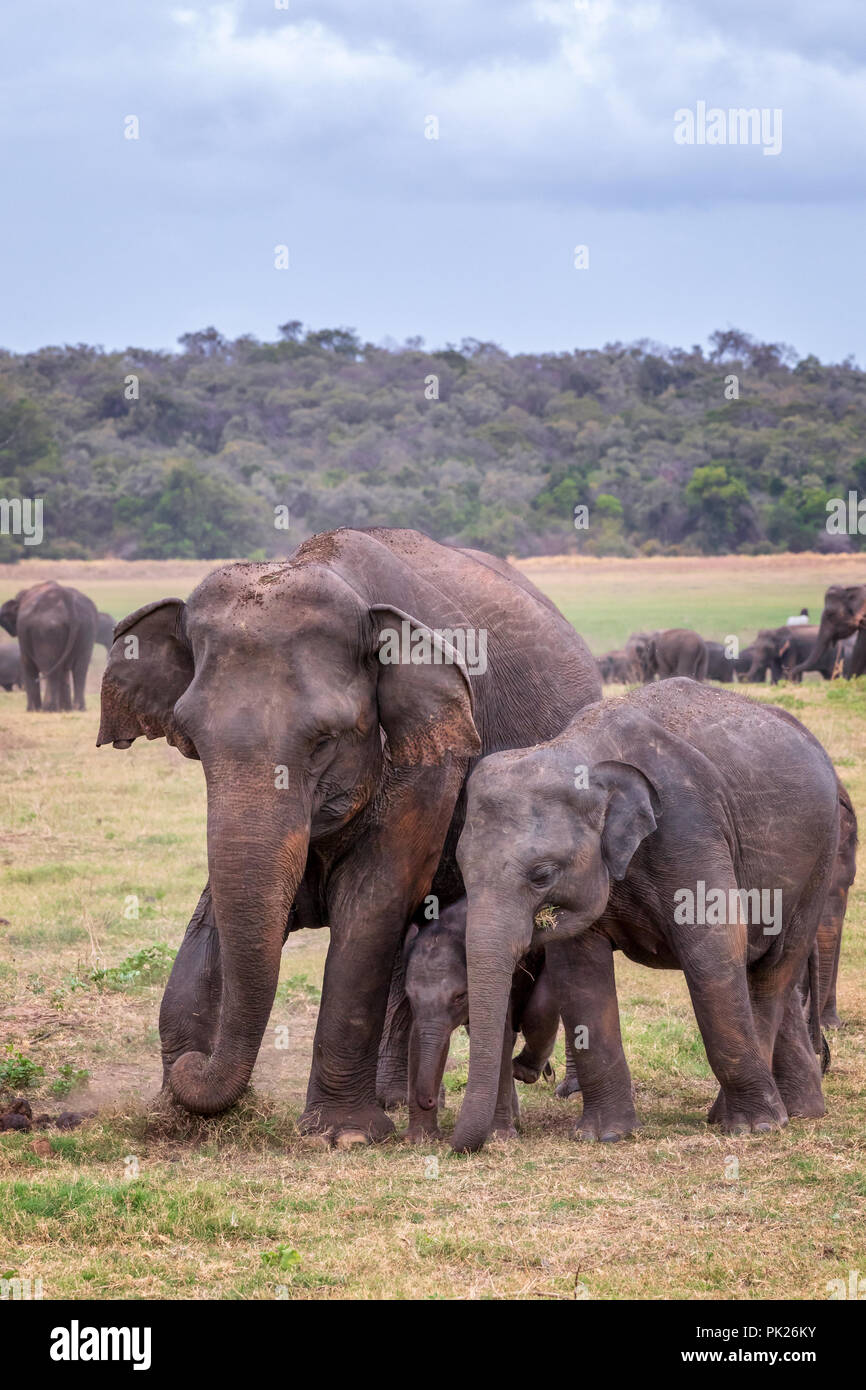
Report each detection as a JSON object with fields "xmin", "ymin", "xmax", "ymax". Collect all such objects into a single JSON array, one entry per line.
[{"xmin": 0, "ymin": 554, "xmax": 864, "ymax": 1300}]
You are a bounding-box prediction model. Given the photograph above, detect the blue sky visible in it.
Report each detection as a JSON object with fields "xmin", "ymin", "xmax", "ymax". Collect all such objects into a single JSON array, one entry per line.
[{"xmin": 1, "ymin": 0, "xmax": 863, "ymax": 361}]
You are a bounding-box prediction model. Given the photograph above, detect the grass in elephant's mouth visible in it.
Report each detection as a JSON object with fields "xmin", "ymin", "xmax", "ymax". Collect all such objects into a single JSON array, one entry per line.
[{"xmin": 0, "ymin": 558, "xmax": 865, "ymax": 1299}]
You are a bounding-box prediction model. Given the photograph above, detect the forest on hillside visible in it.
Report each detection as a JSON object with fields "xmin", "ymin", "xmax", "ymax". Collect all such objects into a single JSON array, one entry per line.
[{"xmin": 1, "ymin": 323, "xmax": 865, "ymax": 561}]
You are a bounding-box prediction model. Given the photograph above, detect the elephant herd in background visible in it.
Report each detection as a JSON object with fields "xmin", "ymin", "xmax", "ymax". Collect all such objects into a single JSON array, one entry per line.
[
  {"xmin": 0, "ymin": 538, "xmax": 860, "ymax": 1154},
  {"xmin": 599, "ymin": 603, "xmax": 863, "ymax": 689},
  {"xmin": 0, "ymin": 581, "xmax": 114, "ymax": 708}
]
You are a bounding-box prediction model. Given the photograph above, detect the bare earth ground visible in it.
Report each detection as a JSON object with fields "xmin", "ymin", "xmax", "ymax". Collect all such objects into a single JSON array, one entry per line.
[{"xmin": 0, "ymin": 553, "xmax": 864, "ymax": 1299}]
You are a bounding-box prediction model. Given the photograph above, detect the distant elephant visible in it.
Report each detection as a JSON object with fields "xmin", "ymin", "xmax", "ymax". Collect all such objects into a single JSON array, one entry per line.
[
  {"xmin": 745, "ymin": 625, "xmax": 833, "ymax": 684},
  {"xmin": 0, "ymin": 642, "xmax": 22, "ymax": 691},
  {"xmin": 95, "ymin": 612, "xmax": 115, "ymax": 650},
  {"xmin": 451, "ymin": 680, "xmax": 838, "ymax": 1152},
  {"xmin": 598, "ymin": 649, "xmax": 635, "ymax": 684},
  {"xmin": 0, "ymin": 581, "xmax": 97, "ymax": 711},
  {"xmin": 402, "ymin": 898, "xmax": 579, "ymax": 1143},
  {"xmin": 624, "ymin": 631, "xmax": 656, "ymax": 683},
  {"xmin": 98, "ymin": 527, "xmax": 601, "ymax": 1140},
  {"xmin": 735, "ymin": 642, "xmax": 762, "ymax": 681},
  {"xmin": 705, "ymin": 640, "xmax": 736, "ymax": 682},
  {"xmin": 642, "ymin": 628, "xmax": 708, "ymax": 681},
  {"xmin": 793, "ymin": 584, "xmax": 866, "ymax": 679}
]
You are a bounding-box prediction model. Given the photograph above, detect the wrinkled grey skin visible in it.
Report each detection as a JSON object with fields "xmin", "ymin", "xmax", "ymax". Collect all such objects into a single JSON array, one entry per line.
[
  {"xmin": 451, "ymin": 680, "xmax": 838, "ymax": 1153},
  {"xmin": 0, "ymin": 582, "xmax": 97, "ymax": 711},
  {"xmin": 642, "ymin": 628, "xmax": 708, "ymax": 682},
  {"xmin": 793, "ymin": 584, "xmax": 866, "ymax": 679},
  {"xmin": 403, "ymin": 898, "xmax": 579, "ymax": 1143},
  {"xmin": 0, "ymin": 642, "xmax": 22, "ymax": 691},
  {"xmin": 98, "ymin": 527, "xmax": 600, "ymax": 1142}
]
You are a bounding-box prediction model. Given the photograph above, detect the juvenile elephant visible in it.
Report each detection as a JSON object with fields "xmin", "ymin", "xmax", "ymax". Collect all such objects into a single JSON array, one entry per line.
[
  {"xmin": 0, "ymin": 642, "xmax": 21, "ymax": 691},
  {"xmin": 624, "ymin": 631, "xmax": 656, "ymax": 682},
  {"xmin": 95, "ymin": 611, "xmax": 115, "ymax": 650},
  {"xmin": 745, "ymin": 625, "xmax": 832, "ymax": 684},
  {"xmin": 642, "ymin": 628, "xmax": 708, "ymax": 681},
  {"xmin": 804, "ymin": 782, "xmax": 857, "ymax": 1031},
  {"xmin": 0, "ymin": 581, "xmax": 97, "ymax": 711},
  {"xmin": 403, "ymin": 898, "xmax": 579, "ymax": 1143},
  {"xmin": 705, "ymin": 641, "xmax": 735, "ymax": 683},
  {"xmin": 598, "ymin": 649, "xmax": 635, "ymax": 684},
  {"xmin": 451, "ymin": 680, "xmax": 839, "ymax": 1152},
  {"xmin": 794, "ymin": 584, "xmax": 866, "ymax": 679},
  {"xmin": 98, "ymin": 527, "xmax": 601, "ymax": 1141}
]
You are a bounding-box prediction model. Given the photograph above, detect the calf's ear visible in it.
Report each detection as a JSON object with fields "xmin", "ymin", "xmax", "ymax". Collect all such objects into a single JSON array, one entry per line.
[{"xmin": 594, "ymin": 760, "xmax": 660, "ymax": 881}]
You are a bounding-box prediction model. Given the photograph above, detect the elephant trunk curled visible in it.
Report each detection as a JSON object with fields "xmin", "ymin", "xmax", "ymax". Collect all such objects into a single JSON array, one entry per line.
[{"xmin": 168, "ymin": 782, "xmax": 309, "ymax": 1116}]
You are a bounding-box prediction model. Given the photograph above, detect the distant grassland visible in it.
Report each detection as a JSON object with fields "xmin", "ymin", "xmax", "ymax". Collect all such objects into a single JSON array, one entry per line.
[
  {"xmin": 2, "ymin": 549, "xmax": 864, "ymax": 655},
  {"xmin": 0, "ymin": 552, "xmax": 864, "ymax": 1300}
]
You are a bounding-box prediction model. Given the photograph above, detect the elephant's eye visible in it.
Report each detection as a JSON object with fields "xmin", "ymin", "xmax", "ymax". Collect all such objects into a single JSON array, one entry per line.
[
  {"xmin": 529, "ymin": 862, "xmax": 559, "ymax": 890},
  {"xmin": 311, "ymin": 732, "xmax": 337, "ymax": 757}
]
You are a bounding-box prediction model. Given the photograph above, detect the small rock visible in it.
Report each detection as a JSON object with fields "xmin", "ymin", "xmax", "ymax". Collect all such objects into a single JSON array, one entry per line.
[{"xmin": 30, "ymin": 1137, "xmax": 53, "ymax": 1157}]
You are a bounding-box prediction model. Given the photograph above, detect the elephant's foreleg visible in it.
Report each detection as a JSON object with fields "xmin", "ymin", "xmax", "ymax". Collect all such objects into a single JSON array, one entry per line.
[
  {"xmin": 71, "ymin": 640, "xmax": 93, "ymax": 710},
  {"xmin": 545, "ymin": 926, "xmax": 637, "ymax": 1141},
  {"xmin": 159, "ymin": 883, "xmax": 223, "ymax": 1088},
  {"xmin": 300, "ymin": 762, "xmax": 465, "ymax": 1144}
]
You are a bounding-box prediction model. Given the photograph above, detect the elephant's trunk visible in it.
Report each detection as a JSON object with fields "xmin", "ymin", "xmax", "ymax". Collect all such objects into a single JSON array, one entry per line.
[
  {"xmin": 791, "ymin": 620, "xmax": 835, "ymax": 675},
  {"xmin": 451, "ymin": 907, "xmax": 522, "ymax": 1153},
  {"xmin": 412, "ymin": 1023, "xmax": 453, "ymax": 1111},
  {"xmin": 168, "ymin": 779, "xmax": 309, "ymax": 1115}
]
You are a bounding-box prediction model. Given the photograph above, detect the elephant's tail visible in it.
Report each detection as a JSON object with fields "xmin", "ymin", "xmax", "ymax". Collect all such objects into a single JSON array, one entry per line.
[
  {"xmin": 41, "ymin": 586, "xmax": 80, "ymax": 679},
  {"xmin": 807, "ymin": 939, "xmax": 825, "ymax": 1067}
]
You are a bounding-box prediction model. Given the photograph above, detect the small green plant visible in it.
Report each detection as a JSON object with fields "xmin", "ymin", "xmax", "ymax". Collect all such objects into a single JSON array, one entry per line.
[
  {"xmin": 51, "ymin": 1063, "xmax": 90, "ymax": 1097},
  {"xmin": 276, "ymin": 973, "xmax": 321, "ymax": 1004},
  {"xmin": 91, "ymin": 943, "xmax": 176, "ymax": 991},
  {"xmin": 260, "ymin": 1245, "xmax": 301, "ymax": 1271},
  {"xmin": 0, "ymin": 1044, "xmax": 44, "ymax": 1089}
]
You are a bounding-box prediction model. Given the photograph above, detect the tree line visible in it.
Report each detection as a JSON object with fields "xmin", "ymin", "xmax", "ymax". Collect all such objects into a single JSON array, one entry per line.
[{"xmin": 1, "ymin": 323, "xmax": 864, "ymax": 560}]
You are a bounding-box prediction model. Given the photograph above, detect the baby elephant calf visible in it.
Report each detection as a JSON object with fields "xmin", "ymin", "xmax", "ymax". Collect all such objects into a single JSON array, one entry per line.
[
  {"xmin": 451, "ymin": 680, "xmax": 841, "ymax": 1153},
  {"xmin": 403, "ymin": 898, "xmax": 578, "ymax": 1143}
]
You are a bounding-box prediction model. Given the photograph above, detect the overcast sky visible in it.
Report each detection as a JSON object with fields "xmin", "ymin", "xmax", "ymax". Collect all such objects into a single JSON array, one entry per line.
[{"xmin": 1, "ymin": 0, "xmax": 863, "ymax": 360}]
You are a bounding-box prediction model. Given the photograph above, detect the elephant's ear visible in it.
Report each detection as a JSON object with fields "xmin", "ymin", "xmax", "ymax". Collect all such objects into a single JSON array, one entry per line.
[
  {"xmin": 97, "ymin": 598, "xmax": 197, "ymax": 757},
  {"xmin": 0, "ymin": 597, "xmax": 20, "ymax": 637},
  {"xmin": 594, "ymin": 760, "xmax": 660, "ymax": 881},
  {"xmin": 369, "ymin": 605, "xmax": 481, "ymax": 767}
]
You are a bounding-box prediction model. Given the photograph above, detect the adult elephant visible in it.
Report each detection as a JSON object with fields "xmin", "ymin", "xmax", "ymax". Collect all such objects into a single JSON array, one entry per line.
[
  {"xmin": 745, "ymin": 625, "xmax": 833, "ymax": 684},
  {"xmin": 643, "ymin": 628, "xmax": 708, "ymax": 681},
  {"xmin": 0, "ymin": 581, "xmax": 97, "ymax": 711},
  {"xmin": 793, "ymin": 584, "xmax": 866, "ymax": 679},
  {"xmin": 0, "ymin": 642, "xmax": 21, "ymax": 690},
  {"xmin": 97, "ymin": 528, "xmax": 601, "ymax": 1139}
]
